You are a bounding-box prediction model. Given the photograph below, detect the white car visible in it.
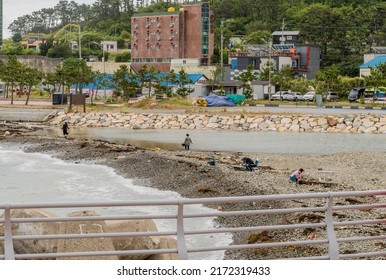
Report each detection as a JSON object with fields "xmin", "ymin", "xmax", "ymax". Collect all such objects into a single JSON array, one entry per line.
[
  {"xmin": 271, "ymin": 91, "xmax": 287, "ymax": 100},
  {"xmin": 284, "ymin": 92, "xmax": 304, "ymax": 101},
  {"xmin": 303, "ymin": 91, "xmax": 316, "ymax": 101}
]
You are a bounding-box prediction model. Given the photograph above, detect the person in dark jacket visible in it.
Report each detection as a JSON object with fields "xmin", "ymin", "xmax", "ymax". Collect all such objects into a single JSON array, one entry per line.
[
  {"xmin": 62, "ymin": 122, "xmax": 69, "ymax": 137},
  {"xmin": 183, "ymin": 134, "xmax": 193, "ymax": 150},
  {"xmin": 242, "ymin": 157, "xmax": 258, "ymax": 171}
]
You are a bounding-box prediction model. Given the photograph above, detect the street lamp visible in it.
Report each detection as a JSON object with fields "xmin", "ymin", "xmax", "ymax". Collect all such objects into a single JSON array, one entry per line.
[
  {"xmin": 268, "ymin": 40, "xmax": 272, "ymax": 103},
  {"xmin": 220, "ymin": 20, "xmax": 224, "ymax": 70},
  {"xmin": 78, "ymin": 25, "xmax": 82, "ymax": 59}
]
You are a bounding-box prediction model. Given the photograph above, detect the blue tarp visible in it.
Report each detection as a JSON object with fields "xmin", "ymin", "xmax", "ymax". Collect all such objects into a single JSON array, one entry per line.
[{"xmin": 199, "ymin": 94, "xmax": 235, "ymax": 107}]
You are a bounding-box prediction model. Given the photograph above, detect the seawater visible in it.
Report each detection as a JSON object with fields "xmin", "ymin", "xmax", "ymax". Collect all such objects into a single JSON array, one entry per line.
[{"xmin": 0, "ymin": 144, "xmax": 232, "ymax": 260}]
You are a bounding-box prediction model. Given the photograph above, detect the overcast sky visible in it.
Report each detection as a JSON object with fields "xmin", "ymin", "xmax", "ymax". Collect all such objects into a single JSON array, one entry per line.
[{"xmin": 3, "ymin": 0, "xmax": 96, "ymax": 38}]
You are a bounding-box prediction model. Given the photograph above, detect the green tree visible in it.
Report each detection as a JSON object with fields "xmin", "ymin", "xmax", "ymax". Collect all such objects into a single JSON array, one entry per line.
[
  {"xmin": 23, "ymin": 67, "xmax": 43, "ymax": 105},
  {"xmin": 316, "ymin": 64, "xmax": 341, "ymax": 92},
  {"xmin": 136, "ymin": 65, "xmax": 158, "ymax": 97},
  {"xmin": 47, "ymin": 43, "xmax": 73, "ymax": 58},
  {"xmin": 165, "ymin": 69, "xmax": 178, "ymax": 97},
  {"xmin": 176, "ymin": 69, "xmax": 194, "ymax": 97},
  {"xmin": 42, "ymin": 72, "xmax": 59, "ymax": 97},
  {"xmin": 115, "ymin": 51, "xmax": 131, "ymax": 62},
  {"xmin": 364, "ymin": 62, "xmax": 386, "ymax": 92},
  {"xmin": 234, "ymin": 65, "xmax": 258, "ymax": 99},
  {"xmin": 112, "ymin": 64, "xmax": 138, "ymax": 99},
  {"xmin": 273, "ymin": 65, "xmax": 293, "ymax": 92},
  {"xmin": 296, "ymin": 4, "xmax": 346, "ymax": 62},
  {"xmin": 1, "ymin": 56, "xmax": 24, "ymax": 104},
  {"xmin": 12, "ymin": 33, "xmax": 22, "ymax": 43},
  {"xmin": 208, "ymin": 65, "xmax": 225, "ymax": 92}
]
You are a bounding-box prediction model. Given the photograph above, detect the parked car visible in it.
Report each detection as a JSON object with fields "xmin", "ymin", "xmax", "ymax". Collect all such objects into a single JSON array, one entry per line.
[
  {"xmin": 348, "ymin": 88, "xmax": 366, "ymax": 102},
  {"xmin": 271, "ymin": 91, "xmax": 287, "ymax": 100},
  {"xmin": 303, "ymin": 91, "xmax": 316, "ymax": 101},
  {"xmin": 323, "ymin": 91, "xmax": 339, "ymax": 101},
  {"xmin": 285, "ymin": 92, "xmax": 304, "ymax": 101}
]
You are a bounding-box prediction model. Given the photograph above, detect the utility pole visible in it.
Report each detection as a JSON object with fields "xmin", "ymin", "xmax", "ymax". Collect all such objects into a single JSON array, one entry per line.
[
  {"xmin": 220, "ymin": 20, "xmax": 224, "ymax": 80},
  {"xmin": 281, "ymin": 18, "xmax": 285, "ymax": 45},
  {"xmin": 101, "ymin": 42, "xmax": 106, "ymax": 98},
  {"xmin": 268, "ymin": 40, "xmax": 272, "ymax": 103},
  {"xmin": 220, "ymin": 20, "xmax": 224, "ymax": 69},
  {"xmin": 78, "ymin": 25, "xmax": 82, "ymax": 59}
]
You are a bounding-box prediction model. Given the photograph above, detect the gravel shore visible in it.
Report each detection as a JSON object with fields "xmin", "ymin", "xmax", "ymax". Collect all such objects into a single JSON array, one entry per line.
[{"xmin": 1, "ymin": 122, "xmax": 386, "ymax": 260}]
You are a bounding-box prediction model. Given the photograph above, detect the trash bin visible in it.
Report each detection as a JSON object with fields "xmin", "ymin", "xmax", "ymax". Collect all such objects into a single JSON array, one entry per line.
[{"xmin": 52, "ymin": 93, "xmax": 67, "ymax": 105}]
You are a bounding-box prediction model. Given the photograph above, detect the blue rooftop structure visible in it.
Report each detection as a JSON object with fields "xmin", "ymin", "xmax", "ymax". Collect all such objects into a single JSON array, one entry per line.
[{"xmin": 360, "ymin": 56, "xmax": 386, "ymax": 69}]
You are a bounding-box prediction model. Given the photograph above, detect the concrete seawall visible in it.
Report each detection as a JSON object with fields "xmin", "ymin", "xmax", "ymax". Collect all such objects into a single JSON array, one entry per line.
[{"xmin": 50, "ymin": 111, "xmax": 386, "ymax": 134}]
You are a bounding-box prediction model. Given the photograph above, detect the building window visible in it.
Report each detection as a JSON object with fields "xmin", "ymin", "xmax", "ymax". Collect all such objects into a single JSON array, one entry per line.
[
  {"xmin": 147, "ymin": 43, "xmax": 151, "ymax": 50},
  {"xmin": 156, "ymin": 30, "xmax": 161, "ymax": 41},
  {"xmin": 287, "ymin": 36, "xmax": 292, "ymax": 40},
  {"xmin": 201, "ymin": 3, "xmax": 210, "ymax": 57},
  {"xmin": 146, "ymin": 31, "xmax": 151, "ymax": 41},
  {"xmin": 170, "ymin": 16, "xmax": 175, "ymax": 27},
  {"xmin": 133, "ymin": 18, "xmax": 138, "ymax": 29},
  {"xmin": 146, "ymin": 18, "xmax": 151, "ymax": 28},
  {"xmin": 156, "ymin": 17, "xmax": 161, "ymax": 27},
  {"xmin": 170, "ymin": 43, "xmax": 175, "ymax": 50}
]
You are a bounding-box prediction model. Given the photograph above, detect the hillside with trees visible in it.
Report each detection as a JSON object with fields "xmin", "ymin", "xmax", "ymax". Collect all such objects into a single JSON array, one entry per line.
[{"xmin": 4, "ymin": 0, "xmax": 386, "ymax": 76}]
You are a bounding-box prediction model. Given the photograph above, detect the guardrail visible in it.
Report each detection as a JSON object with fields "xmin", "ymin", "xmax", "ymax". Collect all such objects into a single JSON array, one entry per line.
[{"xmin": 1, "ymin": 190, "xmax": 386, "ymax": 260}]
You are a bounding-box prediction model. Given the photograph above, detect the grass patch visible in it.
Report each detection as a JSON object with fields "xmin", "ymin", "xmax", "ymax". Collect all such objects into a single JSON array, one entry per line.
[{"xmin": 127, "ymin": 96, "xmax": 193, "ymax": 109}]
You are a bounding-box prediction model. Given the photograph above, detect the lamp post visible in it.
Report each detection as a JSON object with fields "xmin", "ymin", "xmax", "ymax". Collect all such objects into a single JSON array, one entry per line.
[
  {"xmin": 268, "ymin": 40, "xmax": 273, "ymax": 103},
  {"xmin": 220, "ymin": 20, "xmax": 224, "ymax": 70},
  {"xmin": 78, "ymin": 25, "xmax": 82, "ymax": 59}
]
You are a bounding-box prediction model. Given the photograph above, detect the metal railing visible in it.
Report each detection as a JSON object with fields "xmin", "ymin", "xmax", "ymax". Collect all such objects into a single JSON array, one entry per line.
[{"xmin": 1, "ymin": 190, "xmax": 386, "ymax": 260}]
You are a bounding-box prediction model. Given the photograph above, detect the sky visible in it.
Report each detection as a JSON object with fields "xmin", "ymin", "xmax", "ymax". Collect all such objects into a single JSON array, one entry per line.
[{"xmin": 3, "ymin": 0, "xmax": 96, "ymax": 38}]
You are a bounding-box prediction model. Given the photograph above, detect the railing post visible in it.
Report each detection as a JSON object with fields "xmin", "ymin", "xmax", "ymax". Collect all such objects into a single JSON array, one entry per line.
[
  {"xmin": 176, "ymin": 200, "xmax": 189, "ymax": 260},
  {"xmin": 325, "ymin": 196, "xmax": 339, "ymax": 259},
  {"xmin": 4, "ymin": 204, "xmax": 15, "ymax": 260}
]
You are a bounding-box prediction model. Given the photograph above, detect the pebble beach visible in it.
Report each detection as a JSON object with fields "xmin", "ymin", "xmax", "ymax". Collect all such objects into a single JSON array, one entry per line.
[{"xmin": 1, "ymin": 119, "xmax": 386, "ymax": 260}]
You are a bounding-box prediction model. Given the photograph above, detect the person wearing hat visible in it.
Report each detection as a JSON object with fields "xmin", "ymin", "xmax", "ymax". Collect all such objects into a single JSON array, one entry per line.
[{"xmin": 183, "ymin": 134, "xmax": 193, "ymax": 150}]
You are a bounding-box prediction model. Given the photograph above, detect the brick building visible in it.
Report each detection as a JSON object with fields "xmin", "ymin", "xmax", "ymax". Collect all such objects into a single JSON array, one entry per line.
[{"xmin": 131, "ymin": 2, "xmax": 214, "ymax": 71}]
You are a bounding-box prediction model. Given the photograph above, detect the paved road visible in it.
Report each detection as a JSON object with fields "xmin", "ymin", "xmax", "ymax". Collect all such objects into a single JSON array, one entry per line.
[
  {"xmin": 1, "ymin": 99, "xmax": 386, "ymax": 122},
  {"xmin": 0, "ymin": 107, "xmax": 59, "ymax": 122}
]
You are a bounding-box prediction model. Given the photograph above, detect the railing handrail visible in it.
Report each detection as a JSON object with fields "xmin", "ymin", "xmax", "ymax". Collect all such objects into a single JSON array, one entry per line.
[{"xmin": 1, "ymin": 190, "xmax": 386, "ymax": 260}]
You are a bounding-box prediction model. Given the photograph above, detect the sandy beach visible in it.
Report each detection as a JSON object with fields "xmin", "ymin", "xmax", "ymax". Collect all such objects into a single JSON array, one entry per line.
[{"xmin": 1, "ymin": 121, "xmax": 385, "ymax": 259}]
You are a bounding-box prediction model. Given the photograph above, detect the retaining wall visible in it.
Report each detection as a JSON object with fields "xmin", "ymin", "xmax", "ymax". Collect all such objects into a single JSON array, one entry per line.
[{"xmin": 50, "ymin": 111, "xmax": 386, "ymax": 134}]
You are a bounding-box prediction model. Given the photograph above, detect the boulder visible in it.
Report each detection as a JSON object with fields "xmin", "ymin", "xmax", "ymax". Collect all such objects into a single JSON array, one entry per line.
[
  {"xmin": 327, "ymin": 118, "xmax": 338, "ymax": 127},
  {"xmin": 57, "ymin": 211, "xmax": 118, "ymax": 260},
  {"xmin": 0, "ymin": 209, "xmax": 60, "ymax": 259},
  {"xmin": 146, "ymin": 237, "xmax": 178, "ymax": 260},
  {"xmin": 105, "ymin": 220, "xmax": 160, "ymax": 260}
]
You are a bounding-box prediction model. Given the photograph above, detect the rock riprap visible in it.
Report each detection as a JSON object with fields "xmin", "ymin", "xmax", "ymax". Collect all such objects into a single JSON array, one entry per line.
[{"xmin": 50, "ymin": 112, "xmax": 386, "ymax": 134}]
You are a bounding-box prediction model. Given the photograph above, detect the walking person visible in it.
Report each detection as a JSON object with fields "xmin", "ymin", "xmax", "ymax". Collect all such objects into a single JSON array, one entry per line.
[
  {"xmin": 290, "ymin": 168, "xmax": 304, "ymax": 184},
  {"xmin": 183, "ymin": 134, "xmax": 193, "ymax": 150},
  {"xmin": 62, "ymin": 122, "xmax": 69, "ymax": 137}
]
